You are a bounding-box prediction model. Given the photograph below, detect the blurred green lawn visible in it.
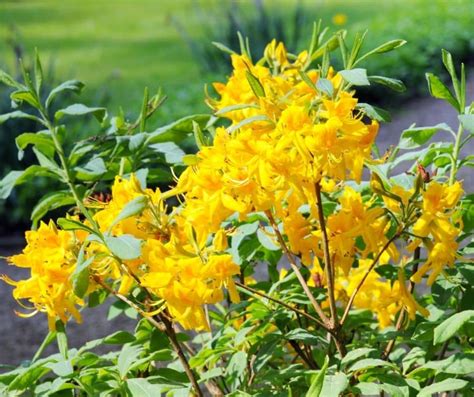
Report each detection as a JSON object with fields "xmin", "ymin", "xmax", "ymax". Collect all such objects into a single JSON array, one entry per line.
[{"xmin": 0, "ymin": 0, "xmax": 472, "ymax": 121}]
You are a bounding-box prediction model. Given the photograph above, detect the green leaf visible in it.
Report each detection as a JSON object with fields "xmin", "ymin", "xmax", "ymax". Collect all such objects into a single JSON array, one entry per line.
[
  {"xmin": 459, "ymin": 114, "xmax": 474, "ymax": 134},
  {"xmin": 365, "ymin": 39, "xmax": 406, "ymax": 55},
  {"xmin": 399, "ymin": 123, "xmax": 453, "ymax": 149},
  {"xmin": 10, "ymin": 90, "xmax": 40, "ymax": 108},
  {"xmin": 461, "ymin": 194, "xmax": 474, "ymax": 233},
  {"xmin": 31, "ymin": 191, "xmax": 75, "ymax": 227},
  {"xmin": 0, "ymin": 166, "xmax": 56, "ymax": 199},
  {"xmin": 45, "ymin": 359, "xmax": 73, "ymax": 377},
  {"xmin": 55, "ymin": 104, "xmax": 106, "ymax": 122},
  {"xmin": 0, "ymin": 110, "xmax": 38, "ymax": 125},
  {"xmin": 0, "ymin": 69, "xmax": 23, "ymax": 89},
  {"xmin": 192, "ymin": 120, "xmax": 206, "ymax": 149},
  {"xmin": 147, "ymin": 114, "xmax": 211, "ymax": 144},
  {"xmin": 118, "ymin": 344, "xmax": 142, "ymax": 379},
  {"xmin": 316, "ymin": 78, "xmax": 334, "ymax": 97},
  {"xmin": 257, "ymin": 227, "xmax": 280, "ymax": 251},
  {"xmin": 46, "ymin": 80, "xmax": 85, "ymax": 108},
  {"xmin": 103, "ymin": 331, "xmax": 136, "ymax": 345},
  {"xmin": 55, "ymin": 320, "xmax": 68, "ymax": 359},
  {"xmin": 368, "ymin": 76, "xmax": 406, "ymax": 92},
  {"xmin": 306, "ymin": 356, "xmax": 328, "ymax": 397},
  {"xmin": 105, "ymin": 234, "xmax": 143, "ymax": 260},
  {"xmin": 227, "ymin": 351, "xmax": 247, "ymax": 381},
  {"xmin": 58, "ymin": 218, "xmax": 96, "ymax": 235},
  {"xmin": 227, "ymin": 114, "xmax": 272, "ymax": 134},
  {"xmin": 320, "ymin": 373, "xmax": 348, "ymax": 397},
  {"xmin": 426, "ymin": 73, "xmax": 459, "ymax": 110},
  {"xmin": 16, "ymin": 132, "xmax": 55, "ymax": 159},
  {"xmin": 72, "ymin": 247, "xmax": 94, "ymax": 298},
  {"xmin": 212, "ymin": 41, "xmax": 236, "ymax": 55},
  {"xmin": 299, "ymin": 70, "xmax": 317, "ymax": 91},
  {"xmin": 246, "ymin": 70, "xmax": 265, "ymax": 97},
  {"xmin": 286, "ymin": 328, "xmax": 319, "ymax": 345},
  {"xmin": 75, "ymin": 157, "xmax": 107, "ymax": 180},
  {"xmin": 215, "ymin": 103, "xmax": 259, "ymax": 116},
  {"xmin": 126, "ymin": 378, "xmax": 163, "ymax": 396},
  {"xmin": 441, "ymin": 49, "xmax": 461, "ymax": 102},
  {"xmin": 339, "ymin": 68, "xmax": 370, "ymax": 86},
  {"xmin": 418, "ymin": 378, "xmax": 467, "ymax": 397},
  {"xmin": 341, "ymin": 348, "xmax": 376, "ymax": 369},
  {"xmin": 433, "ymin": 310, "xmax": 474, "ymax": 344},
  {"xmin": 34, "ymin": 49, "xmax": 43, "ymax": 93},
  {"xmin": 356, "ymin": 103, "xmax": 391, "ymax": 122},
  {"xmin": 108, "ymin": 195, "xmax": 148, "ymax": 232},
  {"xmin": 348, "ymin": 358, "xmax": 396, "ymax": 373}
]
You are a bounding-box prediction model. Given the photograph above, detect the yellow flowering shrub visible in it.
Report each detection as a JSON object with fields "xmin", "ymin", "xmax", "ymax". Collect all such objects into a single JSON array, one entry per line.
[{"xmin": 0, "ymin": 25, "xmax": 472, "ymax": 397}]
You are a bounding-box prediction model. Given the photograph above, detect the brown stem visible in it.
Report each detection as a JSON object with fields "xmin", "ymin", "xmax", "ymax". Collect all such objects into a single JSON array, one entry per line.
[
  {"xmin": 265, "ymin": 210, "xmax": 331, "ymax": 327},
  {"xmin": 235, "ymin": 281, "xmax": 329, "ymax": 331},
  {"xmin": 340, "ymin": 232, "xmax": 401, "ymax": 326},
  {"xmin": 160, "ymin": 317, "xmax": 204, "ymax": 397},
  {"xmin": 314, "ymin": 182, "xmax": 338, "ymax": 326},
  {"xmin": 382, "ymin": 248, "xmax": 420, "ymax": 360},
  {"xmin": 94, "ymin": 277, "xmax": 204, "ymax": 397}
]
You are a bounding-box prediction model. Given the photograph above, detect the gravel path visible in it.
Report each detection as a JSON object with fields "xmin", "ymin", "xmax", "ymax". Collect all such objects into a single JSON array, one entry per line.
[{"xmin": 0, "ymin": 78, "xmax": 472, "ymax": 366}]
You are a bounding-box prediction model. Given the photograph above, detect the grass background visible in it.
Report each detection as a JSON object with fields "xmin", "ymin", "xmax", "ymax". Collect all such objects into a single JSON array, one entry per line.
[{"xmin": 1, "ymin": 0, "xmax": 472, "ymax": 121}]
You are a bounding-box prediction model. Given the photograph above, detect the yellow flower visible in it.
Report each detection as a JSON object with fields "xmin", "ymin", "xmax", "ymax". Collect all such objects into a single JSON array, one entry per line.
[
  {"xmin": 1, "ymin": 221, "xmax": 83, "ymax": 329},
  {"xmin": 332, "ymin": 13, "xmax": 347, "ymax": 26}
]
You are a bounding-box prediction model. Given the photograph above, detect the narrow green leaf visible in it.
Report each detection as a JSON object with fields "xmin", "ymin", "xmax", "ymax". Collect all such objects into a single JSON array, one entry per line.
[
  {"xmin": 441, "ymin": 49, "xmax": 461, "ymax": 102},
  {"xmin": 433, "ymin": 310, "xmax": 474, "ymax": 344},
  {"xmin": 227, "ymin": 114, "xmax": 272, "ymax": 134},
  {"xmin": 418, "ymin": 378, "xmax": 468, "ymax": 397},
  {"xmin": 426, "ymin": 73, "xmax": 459, "ymax": 110},
  {"xmin": 306, "ymin": 356, "xmax": 328, "ymax": 397},
  {"xmin": 192, "ymin": 120, "xmax": 206, "ymax": 149},
  {"xmin": 55, "ymin": 320, "xmax": 68, "ymax": 359},
  {"xmin": 108, "ymin": 195, "xmax": 148, "ymax": 233},
  {"xmin": 57, "ymin": 218, "xmax": 95, "ymax": 235},
  {"xmin": 72, "ymin": 247, "xmax": 94, "ymax": 298},
  {"xmin": 212, "ymin": 41, "xmax": 236, "ymax": 55},
  {"xmin": 31, "ymin": 191, "xmax": 75, "ymax": 227},
  {"xmin": 46, "ymin": 80, "xmax": 85, "ymax": 108},
  {"xmin": 0, "ymin": 166, "xmax": 55, "ymax": 199},
  {"xmin": 215, "ymin": 103, "xmax": 259, "ymax": 116},
  {"xmin": 246, "ymin": 71, "xmax": 265, "ymax": 98},
  {"xmin": 34, "ymin": 48, "xmax": 43, "ymax": 93},
  {"xmin": 298, "ymin": 70, "xmax": 317, "ymax": 91},
  {"xmin": 357, "ymin": 39, "xmax": 407, "ymax": 65},
  {"xmin": 0, "ymin": 69, "xmax": 23, "ymax": 89},
  {"xmin": 0, "ymin": 110, "xmax": 38, "ymax": 125},
  {"xmin": 103, "ymin": 331, "xmax": 136, "ymax": 345},
  {"xmin": 368, "ymin": 76, "xmax": 406, "ymax": 92}
]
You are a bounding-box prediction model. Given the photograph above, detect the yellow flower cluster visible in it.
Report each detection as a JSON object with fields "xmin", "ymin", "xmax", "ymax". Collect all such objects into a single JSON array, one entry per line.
[
  {"xmin": 178, "ymin": 42, "xmax": 378, "ymax": 241},
  {"xmin": 2, "ymin": 221, "xmax": 83, "ymax": 330},
  {"xmin": 2, "ymin": 39, "xmax": 464, "ymax": 333},
  {"xmin": 91, "ymin": 175, "xmax": 240, "ymax": 331},
  {"xmin": 411, "ymin": 181, "xmax": 463, "ymax": 285}
]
